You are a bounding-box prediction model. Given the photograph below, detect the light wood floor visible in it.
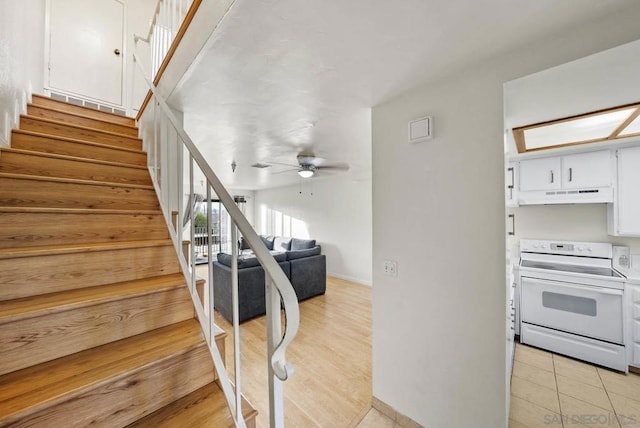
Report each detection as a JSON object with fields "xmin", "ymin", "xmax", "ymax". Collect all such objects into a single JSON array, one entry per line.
[{"xmin": 198, "ymin": 271, "xmax": 373, "ymax": 427}]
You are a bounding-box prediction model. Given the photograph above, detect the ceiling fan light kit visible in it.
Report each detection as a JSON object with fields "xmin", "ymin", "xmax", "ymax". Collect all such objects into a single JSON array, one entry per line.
[
  {"xmin": 298, "ymin": 167, "xmax": 315, "ymax": 178},
  {"xmin": 254, "ymin": 152, "xmax": 349, "ymax": 178}
]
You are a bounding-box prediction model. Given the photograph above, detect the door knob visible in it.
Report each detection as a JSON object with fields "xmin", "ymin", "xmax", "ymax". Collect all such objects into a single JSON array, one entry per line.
[{"xmin": 114, "ymin": 48, "xmax": 121, "ymax": 56}]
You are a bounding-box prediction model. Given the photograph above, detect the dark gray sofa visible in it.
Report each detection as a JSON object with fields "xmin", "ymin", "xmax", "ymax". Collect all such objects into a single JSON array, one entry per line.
[{"xmin": 213, "ymin": 236, "xmax": 326, "ymax": 323}]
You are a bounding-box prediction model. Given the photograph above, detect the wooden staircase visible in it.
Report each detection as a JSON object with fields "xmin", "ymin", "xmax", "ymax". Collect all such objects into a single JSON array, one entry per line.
[{"xmin": 0, "ymin": 95, "xmax": 257, "ymax": 427}]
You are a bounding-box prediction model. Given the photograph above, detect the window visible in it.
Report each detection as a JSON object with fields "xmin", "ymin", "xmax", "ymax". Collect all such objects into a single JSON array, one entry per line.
[{"xmin": 513, "ymin": 102, "xmax": 640, "ymax": 153}]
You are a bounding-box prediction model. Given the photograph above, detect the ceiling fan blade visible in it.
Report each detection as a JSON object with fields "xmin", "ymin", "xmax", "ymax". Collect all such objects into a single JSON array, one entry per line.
[
  {"xmin": 265, "ymin": 161, "xmax": 299, "ymax": 168},
  {"xmin": 317, "ymin": 162, "xmax": 350, "ymax": 172},
  {"xmin": 271, "ymin": 168, "xmax": 299, "ymax": 175}
]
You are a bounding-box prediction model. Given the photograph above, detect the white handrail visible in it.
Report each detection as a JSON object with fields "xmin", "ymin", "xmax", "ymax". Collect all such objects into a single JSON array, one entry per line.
[{"xmin": 133, "ymin": 50, "xmax": 300, "ymax": 425}]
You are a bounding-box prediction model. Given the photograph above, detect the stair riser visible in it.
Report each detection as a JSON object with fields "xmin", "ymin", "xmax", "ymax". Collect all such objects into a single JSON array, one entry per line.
[
  {"xmin": 0, "ymin": 177, "xmax": 160, "ymax": 211},
  {"xmin": 20, "ymin": 116, "xmax": 142, "ymax": 150},
  {"xmin": 31, "ymin": 95, "xmax": 135, "ymax": 126},
  {"xmin": 0, "ymin": 212, "xmax": 168, "ymax": 249},
  {"xmin": 27, "ymin": 105, "xmax": 138, "ymax": 137},
  {"xmin": 3, "ymin": 344, "xmax": 214, "ymax": 427},
  {"xmin": 0, "ymin": 287, "xmax": 194, "ymax": 376},
  {"xmin": 11, "ymin": 131, "xmax": 147, "ymax": 166},
  {"xmin": 0, "ymin": 245, "xmax": 180, "ymax": 300},
  {"xmin": 0, "ymin": 151, "xmax": 151, "ymax": 185}
]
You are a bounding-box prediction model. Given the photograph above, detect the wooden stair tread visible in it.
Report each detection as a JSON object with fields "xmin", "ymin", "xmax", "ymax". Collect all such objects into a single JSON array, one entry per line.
[
  {"xmin": 19, "ymin": 115, "xmax": 142, "ymax": 151},
  {"xmin": 128, "ymin": 382, "xmax": 258, "ymax": 427},
  {"xmin": 31, "ymin": 94, "xmax": 135, "ymax": 125},
  {"xmin": 27, "ymin": 104, "xmax": 138, "ymax": 131},
  {"xmin": 0, "ymin": 172, "xmax": 154, "ymax": 190},
  {"xmin": 0, "ymin": 96, "xmax": 232, "ymax": 426},
  {"xmin": 0, "ymin": 206, "xmax": 161, "ymax": 215},
  {"xmin": 11, "ymin": 129, "xmax": 146, "ymax": 155},
  {"xmin": 0, "ymin": 147, "xmax": 148, "ymax": 171},
  {"xmin": 0, "ymin": 319, "xmax": 206, "ymax": 416},
  {"xmin": 19, "ymin": 115, "xmax": 141, "ymax": 142},
  {"xmin": 0, "ymin": 238, "xmax": 173, "ymax": 260},
  {"xmin": 0, "ymin": 273, "xmax": 188, "ymax": 323}
]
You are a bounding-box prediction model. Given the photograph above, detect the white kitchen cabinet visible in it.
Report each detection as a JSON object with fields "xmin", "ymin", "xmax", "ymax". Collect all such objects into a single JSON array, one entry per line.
[
  {"xmin": 609, "ymin": 146, "xmax": 640, "ymax": 237},
  {"xmin": 518, "ymin": 150, "xmax": 613, "ymax": 205},
  {"xmin": 628, "ymin": 284, "xmax": 640, "ymax": 368},
  {"xmin": 519, "ymin": 157, "xmax": 561, "ymax": 192},
  {"xmin": 562, "ymin": 151, "xmax": 613, "ymax": 189}
]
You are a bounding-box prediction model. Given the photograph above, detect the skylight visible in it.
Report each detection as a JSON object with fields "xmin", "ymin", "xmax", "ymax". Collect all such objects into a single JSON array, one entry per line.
[
  {"xmin": 513, "ymin": 103, "xmax": 640, "ymax": 153},
  {"xmin": 620, "ymin": 113, "xmax": 640, "ymax": 136}
]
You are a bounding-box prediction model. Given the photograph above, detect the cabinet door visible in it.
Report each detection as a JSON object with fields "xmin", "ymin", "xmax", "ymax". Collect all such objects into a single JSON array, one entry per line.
[
  {"xmin": 519, "ymin": 157, "xmax": 561, "ymax": 191},
  {"xmin": 617, "ymin": 147, "xmax": 640, "ymax": 235},
  {"xmin": 562, "ymin": 151, "xmax": 612, "ymax": 189}
]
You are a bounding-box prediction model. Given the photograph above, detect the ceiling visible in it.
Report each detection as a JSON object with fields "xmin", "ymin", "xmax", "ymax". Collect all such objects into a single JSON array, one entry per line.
[{"xmin": 169, "ymin": 0, "xmax": 638, "ymax": 191}]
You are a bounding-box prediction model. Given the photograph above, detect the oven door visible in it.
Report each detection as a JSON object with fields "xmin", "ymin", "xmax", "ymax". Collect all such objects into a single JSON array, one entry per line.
[{"xmin": 520, "ymin": 276, "xmax": 623, "ymax": 344}]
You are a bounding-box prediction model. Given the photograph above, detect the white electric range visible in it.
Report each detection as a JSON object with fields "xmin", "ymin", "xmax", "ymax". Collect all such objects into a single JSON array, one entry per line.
[{"xmin": 518, "ymin": 239, "xmax": 627, "ymax": 372}]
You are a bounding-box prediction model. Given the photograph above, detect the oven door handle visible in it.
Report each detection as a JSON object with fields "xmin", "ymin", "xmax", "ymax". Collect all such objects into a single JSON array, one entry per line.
[{"xmin": 522, "ymin": 278, "xmax": 623, "ymax": 296}]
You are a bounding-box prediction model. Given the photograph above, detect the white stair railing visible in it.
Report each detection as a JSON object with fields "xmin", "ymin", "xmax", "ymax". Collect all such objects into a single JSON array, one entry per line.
[
  {"xmin": 134, "ymin": 0, "xmax": 195, "ymax": 80},
  {"xmin": 132, "ymin": 50, "xmax": 299, "ymax": 428}
]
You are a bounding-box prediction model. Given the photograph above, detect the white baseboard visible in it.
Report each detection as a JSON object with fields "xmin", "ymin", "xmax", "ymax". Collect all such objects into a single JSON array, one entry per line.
[{"xmin": 327, "ymin": 272, "xmax": 372, "ymax": 287}]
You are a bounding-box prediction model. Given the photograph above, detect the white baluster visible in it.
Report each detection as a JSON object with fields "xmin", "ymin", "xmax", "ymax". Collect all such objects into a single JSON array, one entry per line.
[
  {"xmin": 158, "ymin": 1, "xmax": 165, "ymax": 62},
  {"xmin": 189, "ymin": 154, "xmax": 196, "ymax": 293},
  {"xmin": 153, "ymin": 101, "xmax": 160, "ymax": 185},
  {"xmin": 164, "ymin": 0, "xmax": 170, "ymax": 56},
  {"xmin": 161, "ymin": 113, "xmax": 170, "ymax": 209},
  {"xmin": 231, "ymin": 222, "xmax": 242, "ymax": 422},
  {"xmin": 177, "ymin": 136, "xmax": 184, "ymax": 262},
  {"xmin": 207, "ymin": 183, "xmax": 214, "ymax": 345},
  {"xmin": 152, "ymin": 27, "xmax": 158, "ymax": 77},
  {"xmin": 173, "ymin": 0, "xmax": 178, "ymax": 36},
  {"xmin": 266, "ymin": 275, "xmax": 285, "ymax": 428}
]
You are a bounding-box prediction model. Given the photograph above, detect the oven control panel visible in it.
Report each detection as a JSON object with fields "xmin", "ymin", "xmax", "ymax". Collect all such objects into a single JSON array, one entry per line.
[
  {"xmin": 521, "ymin": 239, "xmax": 613, "ymax": 258},
  {"xmin": 551, "ymin": 243, "xmax": 574, "ymax": 251}
]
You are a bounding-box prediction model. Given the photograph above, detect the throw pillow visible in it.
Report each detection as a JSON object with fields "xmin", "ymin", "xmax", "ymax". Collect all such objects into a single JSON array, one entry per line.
[
  {"xmin": 273, "ymin": 236, "xmax": 292, "ymax": 251},
  {"xmin": 239, "ymin": 236, "xmax": 251, "ymax": 250},
  {"xmin": 290, "ymin": 238, "xmax": 316, "ymax": 250},
  {"xmin": 259, "ymin": 235, "xmax": 275, "ymax": 250}
]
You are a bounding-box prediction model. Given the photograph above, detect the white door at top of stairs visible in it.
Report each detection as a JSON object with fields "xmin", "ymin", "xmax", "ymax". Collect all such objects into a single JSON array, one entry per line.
[{"xmin": 47, "ymin": 0, "xmax": 125, "ymax": 106}]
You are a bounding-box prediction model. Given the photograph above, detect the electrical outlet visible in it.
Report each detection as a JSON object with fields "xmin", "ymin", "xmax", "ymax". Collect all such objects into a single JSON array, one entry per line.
[{"xmin": 383, "ymin": 260, "xmax": 397, "ymax": 277}]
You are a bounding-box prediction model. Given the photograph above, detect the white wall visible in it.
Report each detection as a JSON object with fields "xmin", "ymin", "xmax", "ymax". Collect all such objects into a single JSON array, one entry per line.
[
  {"xmin": 371, "ymin": 7, "xmax": 640, "ymax": 428},
  {"xmin": 254, "ymin": 177, "xmax": 372, "ymax": 285},
  {"xmin": 0, "ymin": 0, "xmax": 45, "ymax": 146}
]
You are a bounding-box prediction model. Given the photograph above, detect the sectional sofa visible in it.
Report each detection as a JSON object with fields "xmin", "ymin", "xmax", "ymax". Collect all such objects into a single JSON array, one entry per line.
[{"xmin": 212, "ymin": 235, "xmax": 326, "ymax": 323}]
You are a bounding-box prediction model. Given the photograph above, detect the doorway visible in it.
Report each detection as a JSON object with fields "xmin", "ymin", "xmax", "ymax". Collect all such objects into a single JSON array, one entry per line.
[{"xmin": 46, "ymin": 0, "xmax": 125, "ymax": 106}]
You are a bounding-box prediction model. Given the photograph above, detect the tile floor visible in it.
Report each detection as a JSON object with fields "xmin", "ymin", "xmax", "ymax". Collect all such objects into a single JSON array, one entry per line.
[
  {"xmin": 510, "ymin": 342, "xmax": 640, "ymax": 427},
  {"xmin": 354, "ymin": 342, "xmax": 640, "ymax": 428},
  {"xmin": 355, "ymin": 408, "xmax": 398, "ymax": 428}
]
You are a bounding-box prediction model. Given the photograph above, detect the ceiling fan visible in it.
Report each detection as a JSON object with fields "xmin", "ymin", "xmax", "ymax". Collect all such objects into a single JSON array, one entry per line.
[{"xmin": 255, "ymin": 153, "xmax": 350, "ymax": 178}]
